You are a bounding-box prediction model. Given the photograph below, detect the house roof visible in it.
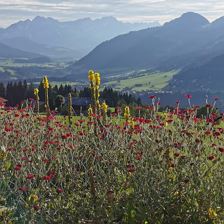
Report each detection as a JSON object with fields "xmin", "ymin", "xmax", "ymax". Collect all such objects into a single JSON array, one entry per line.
[{"xmin": 0, "ymin": 97, "xmax": 7, "ymax": 102}]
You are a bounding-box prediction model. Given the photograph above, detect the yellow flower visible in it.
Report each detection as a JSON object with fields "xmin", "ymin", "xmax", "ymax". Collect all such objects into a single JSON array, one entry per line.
[
  {"xmin": 88, "ymin": 70, "xmax": 95, "ymax": 82},
  {"xmin": 96, "ymin": 100, "xmax": 100, "ymax": 108},
  {"xmin": 124, "ymin": 106, "xmax": 130, "ymax": 120},
  {"xmin": 97, "ymin": 90, "xmax": 100, "ymax": 98},
  {"xmin": 29, "ymin": 194, "xmax": 39, "ymax": 203},
  {"xmin": 43, "ymin": 76, "xmax": 49, "ymax": 89},
  {"xmin": 208, "ymin": 208, "xmax": 218, "ymax": 219},
  {"xmin": 34, "ymin": 88, "xmax": 39, "ymax": 96},
  {"xmin": 95, "ymin": 73, "xmax": 101, "ymax": 86},
  {"xmin": 101, "ymin": 102, "xmax": 108, "ymax": 113},
  {"xmin": 88, "ymin": 105, "xmax": 93, "ymax": 117}
]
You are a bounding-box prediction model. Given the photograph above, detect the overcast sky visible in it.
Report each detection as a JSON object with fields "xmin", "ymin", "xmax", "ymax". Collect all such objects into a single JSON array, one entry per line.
[{"xmin": 0, "ymin": 0, "xmax": 224, "ymax": 27}]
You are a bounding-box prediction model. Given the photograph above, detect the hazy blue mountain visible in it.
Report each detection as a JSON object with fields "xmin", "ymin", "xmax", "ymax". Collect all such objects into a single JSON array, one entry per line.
[
  {"xmin": 66, "ymin": 12, "xmax": 224, "ymax": 81},
  {"xmin": 1, "ymin": 37, "xmax": 80, "ymax": 60},
  {"xmin": 0, "ymin": 42, "xmax": 42, "ymax": 59},
  {"xmin": 67, "ymin": 12, "xmax": 213, "ymax": 79},
  {"xmin": 0, "ymin": 16, "xmax": 158, "ymax": 60}
]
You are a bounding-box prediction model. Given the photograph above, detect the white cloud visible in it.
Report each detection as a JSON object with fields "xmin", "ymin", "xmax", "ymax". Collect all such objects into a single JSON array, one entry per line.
[{"xmin": 0, "ymin": 0, "xmax": 223, "ymax": 27}]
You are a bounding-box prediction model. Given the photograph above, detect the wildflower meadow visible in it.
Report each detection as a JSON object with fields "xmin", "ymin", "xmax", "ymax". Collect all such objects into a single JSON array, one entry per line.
[{"xmin": 0, "ymin": 71, "xmax": 224, "ymax": 223}]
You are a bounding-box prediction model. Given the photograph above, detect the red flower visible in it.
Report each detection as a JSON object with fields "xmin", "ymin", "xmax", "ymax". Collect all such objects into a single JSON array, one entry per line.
[
  {"xmin": 149, "ymin": 95, "xmax": 156, "ymax": 99},
  {"xmin": 15, "ymin": 164, "xmax": 22, "ymax": 171},
  {"xmin": 213, "ymin": 131, "xmax": 221, "ymax": 137},
  {"xmin": 135, "ymin": 106, "xmax": 142, "ymax": 110},
  {"xmin": 174, "ymin": 152, "xmax": 180, "ymax": 158},
  {"xmin": 166, "ymin": 119, "xmax": 173, "ymax": 124},
  {"xmin": 43, "ymin": 175, "xmax": 52, "ymax": 181},
  {"xmin": 4, "ymin": 126, "xmax": 13, "ymax": 132},
  {"xmin": 185, "ymin": 94, "xmax": 192, "ymax": 99},
  {"xmin": 208, "ymin": 155, "xmax": 215, "ymax": 161},
  {"xmin": 62, "ymin": 133, "xmax": 72, "ymax": 139},
  {"xmin": 57, "ymin": 188, "xmax": 63, "ymax": 193},
  {"xmin": 26, "ymin": 173, "xmax": 35, "ymax": 180},
  {"xmin": 219, "ymin": 147, "xmax": 224, "ymax": 153},
  {"xmin": 135, "ymin": 152, "xmax": 143, "ymax": 161},
  {"xmin": 206, "ymin": 104, "xmax": 212, "ymax": 109},
  {"xmin": 127, "ymin": 164, "xmax": 136, "ymax": 173},
  {"xmin": 18, "ymin": 187, "xmax": 28, "ymax": 192}
]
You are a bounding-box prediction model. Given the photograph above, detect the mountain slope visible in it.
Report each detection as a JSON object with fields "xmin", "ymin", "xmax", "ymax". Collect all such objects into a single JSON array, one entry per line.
[
  {"xmin": 168, "ymin": 54, "xmax": 224, "ymax": 92},
  {"xmin": 0, "ymin": 42, "xmax": 42, "ymax": 59},
  {"xmin": 0, "ymin": 37, "xmax": 80, "ymax": 60},
  {"xmin": 67, "ymin": 12, "xmax": 215, "ymax": 80},
  {"xmin": 0, "ymin": 16, "xmax": 158, "ymax": 59}
]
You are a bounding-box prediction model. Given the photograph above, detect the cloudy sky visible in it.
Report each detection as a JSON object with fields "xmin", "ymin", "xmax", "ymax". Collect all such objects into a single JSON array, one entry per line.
[{"xmin": 0, "ymin": 0, "xmax": 224, "ymax": 27}]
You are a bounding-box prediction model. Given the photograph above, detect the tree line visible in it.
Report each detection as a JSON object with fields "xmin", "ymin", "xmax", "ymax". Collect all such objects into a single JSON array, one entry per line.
[{"xmin": 0, "ymin": 81, "xmax": 141, "ymax": 109}]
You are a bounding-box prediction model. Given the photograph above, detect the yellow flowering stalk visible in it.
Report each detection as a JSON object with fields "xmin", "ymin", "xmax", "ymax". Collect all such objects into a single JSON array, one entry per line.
[
  {"xmin": 101, "ymin": 101, "xmax": 108, "ymax": 123},
  {"xmin": 42, "ymin": 76, "xmax": 50, "ymax": 116},
  {"xmin": 88, "ymin": 70, "xmax": 101, "ymax": 113},
  {"xmin": 88, "ymin": 70, "xmax": 96, "ymax": 112},
  {"xmin": 124, "ymin": 106, "xmax": 131, "ymax": 121},
  {"xmin": 88, "ymin": 70, "xmax": 95, "ymax": 82},
  {"xmin": 33, "ymin": 88, "xmax": 39, "ymax": 114},
  {"xmin": 101, "ymin": 101, "xmax": 108, "ymax": 114},
  {"xmin": 95, "ymin": 73, "xmax": 101, "ymax": 86},
  {"xmin": 88, "ymin": 70, "xmax": 102, "ymax": 133},
  {"xmin": 94, "ymin": 73, "xmax": 101, "ymax": 112},
  {"xmin": 88, "ymin": 105, "xmax": 93, "ymax": 121},
  {"xmin": 43, "ymin": 76, "xmax": 49, "ymax": 89}
]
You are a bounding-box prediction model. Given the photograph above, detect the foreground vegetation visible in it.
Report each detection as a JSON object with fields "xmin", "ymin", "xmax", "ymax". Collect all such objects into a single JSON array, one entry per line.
[{"xmin": 0, "ymin": 73, "xmax": 224, "ymax": 223}]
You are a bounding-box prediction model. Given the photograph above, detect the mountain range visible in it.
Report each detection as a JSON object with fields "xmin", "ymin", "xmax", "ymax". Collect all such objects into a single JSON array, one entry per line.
[
  {"xmin": 1, "ymin": 12, "xmax": 224, "ymax": 93},
  {"xmin": 0, "ymin": 16, "xmax": 158, "ymax": 60},
  {"xmin": 67, "ymin": 12, "xmax": 224, "ymax": 92}
]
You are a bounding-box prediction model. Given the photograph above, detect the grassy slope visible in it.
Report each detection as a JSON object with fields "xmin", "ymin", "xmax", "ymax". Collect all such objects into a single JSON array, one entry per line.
[{"xmin": 103, "ymin": 70, "xmax": 178, "ymax": 92}]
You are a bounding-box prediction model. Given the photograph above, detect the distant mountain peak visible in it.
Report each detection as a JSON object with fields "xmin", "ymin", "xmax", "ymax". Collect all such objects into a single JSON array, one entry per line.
[
  {"xmin": 32, "ymin": 16, "xmax": 58, "ymax": 23},
  {"xmin": 181, "ymin": 12, "xmax": 206, "ymax": 19},
  {"xmin": 98, "ymin": 16, "xmax": 118, "ymax": 21},
  {"xmin": 211, "ymin": 16, "xmax": 224, "ymax": 26},
  {"xmin": 164, "ymin": 12, "xmax": 209, "ymax": 29}
]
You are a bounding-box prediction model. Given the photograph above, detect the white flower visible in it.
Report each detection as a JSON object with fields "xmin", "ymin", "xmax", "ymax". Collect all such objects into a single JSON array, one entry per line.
[{"xmin": 0, "ymin": 146, "xmax": 6, "ymax": 152}]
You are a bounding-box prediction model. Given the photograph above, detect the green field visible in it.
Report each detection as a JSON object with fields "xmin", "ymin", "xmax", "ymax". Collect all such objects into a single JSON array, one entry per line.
[{"xmin": 103, "ymin": 70, "xmax": 178, "ymax": 92}]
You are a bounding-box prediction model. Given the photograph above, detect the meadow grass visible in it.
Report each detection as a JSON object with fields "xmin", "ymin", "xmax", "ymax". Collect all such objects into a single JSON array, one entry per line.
[{"xmin": 103, "ymin": 70, "xmax": 177, "ymax": 92}]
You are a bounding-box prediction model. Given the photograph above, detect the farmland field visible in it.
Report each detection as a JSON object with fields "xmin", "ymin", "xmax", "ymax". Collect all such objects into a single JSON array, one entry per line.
[
  {"xmin": 103, "ymin": 70, "xmax": 177, "ymax": 92},
  {"xmin": 0, "ymin": 59, "xmax": 67, "ymax": 81}
]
